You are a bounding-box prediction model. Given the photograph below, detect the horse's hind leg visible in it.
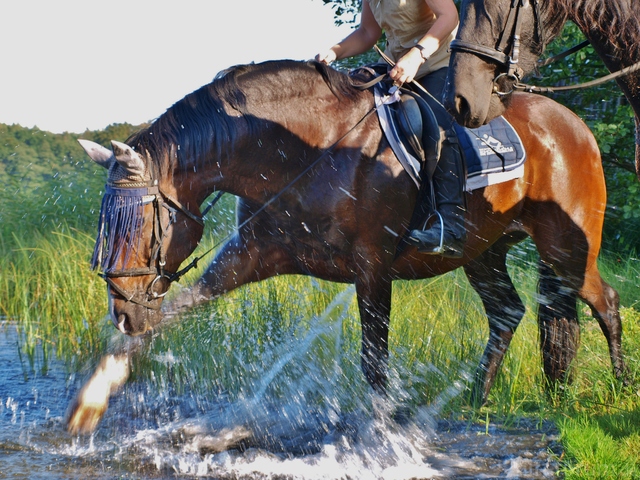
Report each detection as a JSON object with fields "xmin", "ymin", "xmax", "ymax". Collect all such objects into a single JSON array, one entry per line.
[
  {"xmin": 574, "ymin": 262, "xmax": 626, "ymax": 380},
  {"xmin": 463, "ymin": 234, "xmax": 527, "ymax": 407},
  {"xmin": 537, "ymin": 251, "xmax": 625, "ymax": 388},
  {"xmin": 537, "ymin": 260, "xmax": 581, "ymax": 388}
]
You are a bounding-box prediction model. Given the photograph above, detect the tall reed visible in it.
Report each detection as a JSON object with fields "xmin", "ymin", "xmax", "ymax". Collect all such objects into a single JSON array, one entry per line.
[{"xmin": 0, "ymin": 223, "xmax": 107, "ymax": 368}]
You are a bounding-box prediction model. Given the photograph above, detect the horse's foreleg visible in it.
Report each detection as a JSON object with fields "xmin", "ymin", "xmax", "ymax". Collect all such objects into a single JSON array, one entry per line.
[
  {"xmin": 164, "ymin": 232, "xmax": 298, "ymax": 315},
  {"xmin": 463, "ymin": 237, "xmax": 526, "ymax": 407},
  {"xmin": 66, "ymin": 351, "xmax": 131, "ymax": 435},
  {"xmin": 356, "ymin": 275, "xmax": 392, "ymax": 394},
  {"xmin": 537, "ymin": 261, "xmax": 580, "ymax": 389}
]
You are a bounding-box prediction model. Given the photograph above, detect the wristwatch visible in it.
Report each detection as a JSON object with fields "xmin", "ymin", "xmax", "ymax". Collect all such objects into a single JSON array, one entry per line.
[{"xmin": 414, "ymin": 44, "xmax": 428, "ymax": 61}]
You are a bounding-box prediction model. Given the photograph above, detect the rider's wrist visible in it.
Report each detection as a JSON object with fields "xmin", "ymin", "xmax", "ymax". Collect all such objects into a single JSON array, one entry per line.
[{"xmin": 413, "ymin": 44, "xmax": 428, "ymax": 62}]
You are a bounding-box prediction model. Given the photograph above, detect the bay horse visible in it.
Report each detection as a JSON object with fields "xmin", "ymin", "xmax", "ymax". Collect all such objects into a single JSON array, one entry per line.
[
  {"xmin": 67, "ymin": 59, "xmax": 624, "ymax": 434},
  {"xmin": 444, "ymin": 0, "xmax": 640, "ymax": 177}
]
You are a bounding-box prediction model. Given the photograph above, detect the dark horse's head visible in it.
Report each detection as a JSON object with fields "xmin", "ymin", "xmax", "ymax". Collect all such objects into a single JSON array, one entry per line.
[
  {"xmin": 444, "ymin": 0, "xmax": 566, "ymax": 127},
  {"xmin": 79, "ymin": 139, "xmax": 204, "ymax": 336}
]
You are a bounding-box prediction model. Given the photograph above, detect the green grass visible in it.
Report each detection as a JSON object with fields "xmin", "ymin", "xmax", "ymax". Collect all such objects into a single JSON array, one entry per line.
[
  {"xmin": 0, "ymin": 223, "xmax": 108, "ymax": 368},
  {"xmin": 3, "ymin": 218, "xmax": 640, "ymax": 477}
]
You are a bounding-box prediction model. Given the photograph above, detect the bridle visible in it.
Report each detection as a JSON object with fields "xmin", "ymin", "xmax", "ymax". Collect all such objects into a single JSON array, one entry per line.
[
  {"xmin": 450, "ymin": 0, "xmax": 543, "ymax": 96},
  {"xmin": 449, "ymin": 0, "xmax": 640, "ymax": 95},
  {"xmin": 98, "ymin": 180, "xmax": 204, "ymax": 310}
]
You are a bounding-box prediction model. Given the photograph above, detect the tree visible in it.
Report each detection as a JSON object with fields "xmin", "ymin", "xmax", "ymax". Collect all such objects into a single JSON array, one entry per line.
[{"xmin": 320, "ymin": 0, "xmax": 360, "ymax": 26}]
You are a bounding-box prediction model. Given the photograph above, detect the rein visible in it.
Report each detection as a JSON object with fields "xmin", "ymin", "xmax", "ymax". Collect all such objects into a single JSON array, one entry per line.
[{"xmin": 515, "ymin": 59, "xmax": 640, "ymax": 93}]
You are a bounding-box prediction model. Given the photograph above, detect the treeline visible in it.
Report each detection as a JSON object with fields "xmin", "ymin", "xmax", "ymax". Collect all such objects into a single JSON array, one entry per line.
[
  {"xmin": 0, "ymin": 123, "xmax": 138, "ymax": 188},
  {"xmin": 0, "ymin": 122, "xmax": 142, "ymax": 242}
]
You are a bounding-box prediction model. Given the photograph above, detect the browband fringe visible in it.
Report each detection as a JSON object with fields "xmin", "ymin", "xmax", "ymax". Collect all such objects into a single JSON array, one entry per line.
[{"xmin": 91, "ymin": 186, "xmax": 150, "ymax": 272}]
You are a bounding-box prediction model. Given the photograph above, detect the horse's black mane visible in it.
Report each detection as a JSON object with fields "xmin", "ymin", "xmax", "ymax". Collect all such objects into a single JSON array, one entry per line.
[
  {"xmin": 126, "ymin": 60, "xmax": 361, "ymax": 175},
  {"xmin": 544, "ymin": 0, "xmax": 640, "ymax": 62}
]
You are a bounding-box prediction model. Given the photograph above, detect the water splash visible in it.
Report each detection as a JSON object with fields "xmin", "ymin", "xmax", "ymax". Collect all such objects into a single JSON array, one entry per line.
[{"xmin": 1, "ymin": 294, "xmax": 560, "ymax": 479}]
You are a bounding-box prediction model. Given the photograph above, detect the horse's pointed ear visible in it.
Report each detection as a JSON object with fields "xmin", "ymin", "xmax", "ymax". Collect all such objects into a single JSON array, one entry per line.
[
  {"xmin": 111, "ymin": 140, "xmax": 146, "ymax": 177},
  {"xmin": 78, "ymin": 139, "xmax": 115, "ymax": 169}
]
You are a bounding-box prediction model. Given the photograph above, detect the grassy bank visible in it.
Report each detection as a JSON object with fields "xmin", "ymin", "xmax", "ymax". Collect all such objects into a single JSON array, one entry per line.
[{"xmin": 2, "ymin": 218, "xmax": 640, "ymax": 477}]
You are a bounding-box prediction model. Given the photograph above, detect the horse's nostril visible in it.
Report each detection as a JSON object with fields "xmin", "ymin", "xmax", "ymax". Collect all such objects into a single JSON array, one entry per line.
[
  {"xmin": 115, "ymin": 314, "xmax": 129, "ymax": 334},
  {"xmin": 455, "ymin": 95, "xmax": 470, "ymax": 120}
]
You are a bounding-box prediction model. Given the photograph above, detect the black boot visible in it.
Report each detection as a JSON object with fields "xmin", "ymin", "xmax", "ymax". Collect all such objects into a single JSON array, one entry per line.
[{"xmin": 408, "ymin": 133, "xmax": 467, "ymax": 258}]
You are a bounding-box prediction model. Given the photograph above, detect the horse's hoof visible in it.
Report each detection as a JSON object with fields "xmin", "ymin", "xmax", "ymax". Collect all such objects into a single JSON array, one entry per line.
[
  {"xmin": 65, "ymin": 354, "xmax": 130, "ymax": 435},
  {"xmin": 66, "ymin": 399, "xmax": 107, "ymax": 435}
]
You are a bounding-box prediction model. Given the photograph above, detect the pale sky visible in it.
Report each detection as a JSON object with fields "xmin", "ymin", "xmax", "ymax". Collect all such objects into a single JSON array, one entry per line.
[{"xmin": 0, "ymin": 0, "xmax": 354, "ymax": 134}]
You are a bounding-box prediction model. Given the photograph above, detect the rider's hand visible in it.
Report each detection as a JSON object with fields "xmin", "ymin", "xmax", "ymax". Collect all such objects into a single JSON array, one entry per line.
[
  {"xmin": 389, "ymin": 47, "xmax": 425, "ymax": 85},
  {"xmin": 315, "ymin": 49, "xmax": 338, "ymax": 65}
]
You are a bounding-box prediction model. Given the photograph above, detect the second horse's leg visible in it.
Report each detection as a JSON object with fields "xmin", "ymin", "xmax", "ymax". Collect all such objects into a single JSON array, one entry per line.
[{"xmin": 463, "ymin": 236, "xmax": 527, "ymax": 407}]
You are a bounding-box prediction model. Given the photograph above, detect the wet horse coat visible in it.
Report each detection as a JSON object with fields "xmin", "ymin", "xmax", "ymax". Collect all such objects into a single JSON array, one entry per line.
[{"xmin": 68, "ymin": 60, "xmax": 624, "ymax": 433}]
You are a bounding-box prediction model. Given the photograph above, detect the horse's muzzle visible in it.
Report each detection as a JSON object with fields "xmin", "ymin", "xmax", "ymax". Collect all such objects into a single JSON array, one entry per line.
[{"xmin": 109, "ymin": 297, "xmax": 164, "ymax": 336}]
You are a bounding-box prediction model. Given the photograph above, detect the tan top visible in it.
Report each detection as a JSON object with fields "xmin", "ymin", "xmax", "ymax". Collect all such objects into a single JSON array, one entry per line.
[{"xmin": 367, "ymin": 0, "xmax": 456, "ymax": 77}]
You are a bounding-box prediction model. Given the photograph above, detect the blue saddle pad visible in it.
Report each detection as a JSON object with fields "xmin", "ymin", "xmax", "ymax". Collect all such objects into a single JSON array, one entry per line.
[{"xmin": 454, "ymin": 116, "xmax": 526, "ymax": 191}]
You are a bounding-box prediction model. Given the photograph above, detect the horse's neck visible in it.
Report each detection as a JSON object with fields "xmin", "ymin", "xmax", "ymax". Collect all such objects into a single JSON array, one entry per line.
[
  {"xmin": 210, "ymin": 108, "xmax": 343, "ymax": 202},
  {"xmin": 209, "ymin": 81, "xmax": 371, "ymax": 202},
  {"xmin": 583, "ymin": 28, "xmax": 640, "ymax": 132},
  {"xmin": 551, "ymin": 0, "xmax": 640, "ymax": 178},
  {"xmin": 564, "ymin": 2, "xmax": 639, "ymax": 83},
  {"xmin": 562, "ymin": 1, "xmax": 640, "ymax": 122},
  {"xmin": 569, "ymin": 1, "xmax": 640, "ymax": 179}
]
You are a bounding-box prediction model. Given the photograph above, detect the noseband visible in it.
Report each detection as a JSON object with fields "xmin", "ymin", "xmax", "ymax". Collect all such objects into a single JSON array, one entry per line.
[
  {"xmin": 95, "ymin": 180, "xmax": 204, "ymax": 310},
  {"xmin": 450, "ymin": 0, "xmax": 542, "ymax": 95}
]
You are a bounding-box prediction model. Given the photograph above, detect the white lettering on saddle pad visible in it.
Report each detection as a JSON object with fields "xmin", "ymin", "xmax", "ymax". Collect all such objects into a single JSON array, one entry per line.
[{"xmin": 478, "ymin": 134, "xmax": 516, "ymax": 157}]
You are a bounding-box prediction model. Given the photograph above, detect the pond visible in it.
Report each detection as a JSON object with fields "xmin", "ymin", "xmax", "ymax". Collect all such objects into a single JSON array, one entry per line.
[{"xmin": 0, "ymin": 319, "xmax": 561, "ymax": 479}]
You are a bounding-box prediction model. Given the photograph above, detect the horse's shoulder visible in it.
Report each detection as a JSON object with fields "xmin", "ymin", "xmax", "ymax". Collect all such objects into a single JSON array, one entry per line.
[{"xmin": 507, "ymin": 93, "xmax": 588, "ymax": 129}]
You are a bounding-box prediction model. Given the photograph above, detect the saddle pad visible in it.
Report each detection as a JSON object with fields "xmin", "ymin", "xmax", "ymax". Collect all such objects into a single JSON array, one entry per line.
[{"xmin": 454, "ymin": 116, "xmax": 526, "ymax": 191}]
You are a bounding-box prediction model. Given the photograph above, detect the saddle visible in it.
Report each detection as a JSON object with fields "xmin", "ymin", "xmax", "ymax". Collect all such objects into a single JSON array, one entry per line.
[
  {"xmin": 374, "ymin": 83, "xmax": 442, "ymax": 188},
  {"xmin": 351, "ymin": 66, "xmax": 526, "ymax": 192}
]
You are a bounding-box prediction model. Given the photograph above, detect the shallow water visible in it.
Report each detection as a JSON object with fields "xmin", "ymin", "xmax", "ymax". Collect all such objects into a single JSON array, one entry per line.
[{"xmin": 0, "ymin": 321, "xmax": 560, "ymax": 479}]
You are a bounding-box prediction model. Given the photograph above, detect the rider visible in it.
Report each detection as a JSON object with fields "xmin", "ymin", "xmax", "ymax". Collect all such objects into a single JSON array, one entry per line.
[{"xmin": 316, "ymin": 0, "xmax": 466, "ymax": 258}]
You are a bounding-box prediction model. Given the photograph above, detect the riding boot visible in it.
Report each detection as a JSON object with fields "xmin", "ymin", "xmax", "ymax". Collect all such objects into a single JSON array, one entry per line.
[{"xmin": 408, "ymin": 131, "xmax": 467, "ymax": 258}]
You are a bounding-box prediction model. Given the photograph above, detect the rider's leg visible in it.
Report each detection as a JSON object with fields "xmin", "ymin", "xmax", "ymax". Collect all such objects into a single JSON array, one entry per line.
[
  {"xmin": 408, "ymin": 132, "xmax": 466, "ymax": 257},
  {"xmin": 407, "ymin": 68, "xmax": 467, "ymax": 258}
]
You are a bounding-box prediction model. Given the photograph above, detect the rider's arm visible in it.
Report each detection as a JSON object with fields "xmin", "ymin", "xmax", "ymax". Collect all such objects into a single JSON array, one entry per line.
[
  {"xmin": 315, "ymin": 1, "xmax": 382, "ymax": 64},
  {"xmin": 413, "ymin": 0, "xmax": 459, "ymax": 59},
  {"xmin": 389, "ymin": 0, "xmax": 459, "ymax": 84}
]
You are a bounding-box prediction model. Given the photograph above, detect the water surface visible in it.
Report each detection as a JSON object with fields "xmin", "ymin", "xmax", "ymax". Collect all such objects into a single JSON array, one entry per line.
[{"xmin": 0, "ymin": 321, "xmax": 560, "ymax": 479}]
